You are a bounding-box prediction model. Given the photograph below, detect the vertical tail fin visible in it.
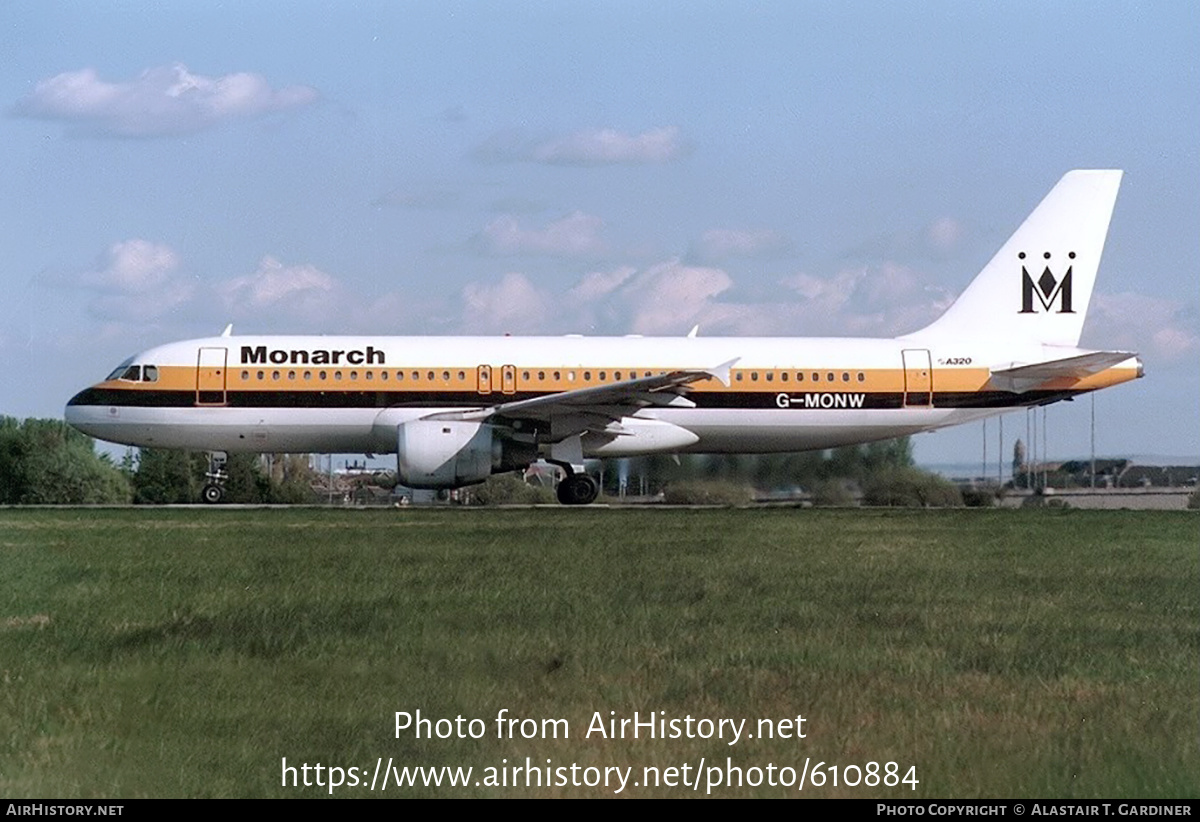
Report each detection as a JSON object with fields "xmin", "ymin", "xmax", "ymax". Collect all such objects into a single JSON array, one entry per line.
[{"xmin": 909, "ymin": 170, "xmax": 1122, "ymax": 346}]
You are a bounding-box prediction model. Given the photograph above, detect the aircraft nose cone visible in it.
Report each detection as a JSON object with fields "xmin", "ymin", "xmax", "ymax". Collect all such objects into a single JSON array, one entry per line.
[{"xmin": 64, "ymin": 387, "xmax": 107, "ymax": 438}]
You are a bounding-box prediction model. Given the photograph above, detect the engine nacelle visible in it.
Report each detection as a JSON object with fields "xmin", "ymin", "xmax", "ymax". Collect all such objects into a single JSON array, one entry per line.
[{"xmin": 396, "ymin": 420, "xmax": 536, "ymax": 489}]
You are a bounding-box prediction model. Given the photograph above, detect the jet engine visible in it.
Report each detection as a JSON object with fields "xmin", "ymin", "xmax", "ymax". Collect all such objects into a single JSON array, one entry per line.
[{"xmin": 396, "ymin": 420, "xmax": 536, "ymax": 488}]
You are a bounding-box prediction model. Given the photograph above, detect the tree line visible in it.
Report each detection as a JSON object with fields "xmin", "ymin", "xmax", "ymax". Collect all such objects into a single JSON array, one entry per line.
[
  {"xmin": 2, "ymin": 415, "xmax": 949, "ymax": 506},
  {"xmin": 0, "ymin": 417, "xmax": 313, "ymax": 504}
]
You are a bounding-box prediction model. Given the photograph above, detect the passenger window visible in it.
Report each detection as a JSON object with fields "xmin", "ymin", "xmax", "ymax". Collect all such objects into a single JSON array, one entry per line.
[
  {"xmin": 827, "ymin": 372, "xmax": 835, "ymax": 382},
  {"xmin": 842, "ymin": 372, "xmax": 850, "ymax": 382},
  {"xmin": 241, "ymin": 370, "xmax": 250, "ymax": 380},
  {"xmin": 857, "ymin": 372, "xmax": 865, "ymax": 382}
]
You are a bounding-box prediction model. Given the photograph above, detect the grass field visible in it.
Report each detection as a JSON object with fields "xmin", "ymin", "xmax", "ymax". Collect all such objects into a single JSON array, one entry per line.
[{"xmin": 1, "ymin": 507, "xmax": 1196, "ymax": 798}]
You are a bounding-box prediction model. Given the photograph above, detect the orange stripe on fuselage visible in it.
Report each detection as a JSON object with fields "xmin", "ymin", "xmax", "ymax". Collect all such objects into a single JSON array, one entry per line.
[{"xmin": 94, "ymin": 364, "xmax": 1137, "ymax": 396}]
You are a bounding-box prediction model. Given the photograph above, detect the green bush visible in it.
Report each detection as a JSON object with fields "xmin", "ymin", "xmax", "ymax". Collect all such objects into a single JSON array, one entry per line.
[
  {"xmin": 810, "ymin": 479, "xmax": 859, "ymax": 507},
  {"xmin": 469, "ymin": 473, "xmax": 557, "ymax": 505},
  {"xmin": 0, "ymin": 417, "xmax": 131, "ymax": 504},
  {"xmin": 861, "ymin": 467, "xmax": 963, "ymax": 508},
  {"xmin": 662, "ymin": 480, "xmax": 754, "ymax": 506},
  {"xmin": 961, "ymin": 484, "xmax": 1001, "ymax": 508}
]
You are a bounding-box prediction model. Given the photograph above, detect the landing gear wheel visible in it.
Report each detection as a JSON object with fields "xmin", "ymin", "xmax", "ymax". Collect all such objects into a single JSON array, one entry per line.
[
  {"xmin": 556, "ymin": 474, "xmax": 599, "ymax": 506},
  {"xmin": 202, "ymin": 451, "xmax": 228, "ymax": 505}
]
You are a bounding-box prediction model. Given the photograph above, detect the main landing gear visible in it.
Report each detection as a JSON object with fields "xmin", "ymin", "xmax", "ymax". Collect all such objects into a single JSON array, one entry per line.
[
  {"xmin": 547, "ymin": 435, "xmax": 598, "ymax": 505},
  {"xmin": 551, "ymin": 464, "xmax": 600, "ymax": 506},
  {"xmin": 201, "ymin": 451, "xmax": 228, "ymax": 504}
]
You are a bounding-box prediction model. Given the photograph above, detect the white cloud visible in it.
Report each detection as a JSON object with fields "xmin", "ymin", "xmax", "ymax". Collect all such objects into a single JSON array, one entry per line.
[
  {"xmin": 532, "ymin": 126, "xmax": 684, "ymax": 166},
  {"xmin": 66, "ymin": 239, "xmax": 194, "ymax": 323},
  {"xmin": 217, "ymin": 257, "xmax": 336, "ymax": 318},
  {"xmin": 475, "ymin": 126, "xmax": 685, "ymax": 166},
  {"xmin": 450, "ymin": 257, "xmax": 961, "ymax": 339},
  {"xmin": 692, "ymin": 228, "xmax": 789, "ymax": 262},
  {"xmin": 477, "ymin": 211, "xmax": 606, "ymax": 257},
  {"xmin": 84, "ymin": 239, "xmax": 182, "ymax": 293},
  {"xmin": 925, "ymin": 216, "xmax": 962, "ymax": 254},
  {"xmin": 568, "ymin": 266, "xmax": 636, "ymax": 302},
  {"xmin": 1087, "ymin": 292, "xmax": 1199, "ymax": 363},
  {"xmin": 89, "ymin": 280, "xmax": 195, "ymax": 324},
  {"xmin": 619, "ymin": 261, "xmax": 733, "ymax": 335},
  {"xmin": 13, "ymin": 64, "xmax": 318, "ymax": 136},
  {"xmin": 461, "ymin": 272, "xmax": 551, "ymax": 333},
  {"xmin": 780, "ymin": 263, "xmax": 952, "ymax": 336}
]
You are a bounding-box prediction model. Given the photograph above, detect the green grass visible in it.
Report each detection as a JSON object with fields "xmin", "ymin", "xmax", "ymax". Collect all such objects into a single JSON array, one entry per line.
[{"xmin": 1, "ymin": 508, "xmax": 1195, "ymax": 797}]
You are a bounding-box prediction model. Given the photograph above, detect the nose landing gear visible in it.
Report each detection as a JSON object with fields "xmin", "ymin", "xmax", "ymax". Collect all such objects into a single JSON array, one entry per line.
[{"xmin": 201, "ymin": 451, "xmax": 228, "ymax": 504}]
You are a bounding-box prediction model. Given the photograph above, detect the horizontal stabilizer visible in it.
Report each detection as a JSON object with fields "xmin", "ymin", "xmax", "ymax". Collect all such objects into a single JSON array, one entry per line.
[{"xmin": 989, "ymin": 351, "xmax": 1136, "ymax": 393}]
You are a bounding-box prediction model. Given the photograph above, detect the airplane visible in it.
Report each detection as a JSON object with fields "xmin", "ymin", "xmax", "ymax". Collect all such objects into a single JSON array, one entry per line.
[{"xmin": 65, "ymin": 170, "xmax": 1141, "ymax": 505}]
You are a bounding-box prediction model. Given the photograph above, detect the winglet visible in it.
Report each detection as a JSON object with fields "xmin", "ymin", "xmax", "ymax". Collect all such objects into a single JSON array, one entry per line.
[
  {"xmin": 220, "ymin": 324, "xmax": 234, "ymax": 338},
  {"xmin": 706, "ymin": 358, "xmax": 739, "ymax": 387},
  {"xmin": 687, "ymin": 325, "xmax": 700, "ymax": 338}
]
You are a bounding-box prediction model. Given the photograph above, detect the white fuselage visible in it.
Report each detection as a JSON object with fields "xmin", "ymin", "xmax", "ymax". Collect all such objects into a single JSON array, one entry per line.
[{"xmin": 64, "ymin": 333, "xmax": 1140, "ymax": 457}]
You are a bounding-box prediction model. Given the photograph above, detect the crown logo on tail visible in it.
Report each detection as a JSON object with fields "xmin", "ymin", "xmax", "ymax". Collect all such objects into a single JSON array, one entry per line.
[{"xmin": 1019, "ymin": 251, "xmax": 1075, "ymax": 314}]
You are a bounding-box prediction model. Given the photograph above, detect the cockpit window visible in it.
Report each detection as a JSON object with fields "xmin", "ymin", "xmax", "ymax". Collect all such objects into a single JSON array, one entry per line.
[
  {"xmin": 105, "ymin": 357, "xmax": 159, "ymax": 383},
  {"xmin": 106, "ymin": 357, "xmax": 135, "ymax": 381}
]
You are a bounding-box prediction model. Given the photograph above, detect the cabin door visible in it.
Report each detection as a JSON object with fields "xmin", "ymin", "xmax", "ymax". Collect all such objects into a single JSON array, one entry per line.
[
  {"xmin": 196, "ymin": 347, "xmax": 228, "ymax": 406},
  {"xmin": 901, "ymin": 349, "xmax": 932, "ymax": 407}
]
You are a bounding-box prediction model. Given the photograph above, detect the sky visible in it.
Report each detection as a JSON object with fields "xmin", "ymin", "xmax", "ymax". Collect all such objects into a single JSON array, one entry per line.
[{"xmin": 1, "ymin": 1, "xmax": 1197, "ymax": 468}]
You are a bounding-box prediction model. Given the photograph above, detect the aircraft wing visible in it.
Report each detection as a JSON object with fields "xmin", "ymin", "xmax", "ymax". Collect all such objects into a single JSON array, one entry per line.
[
  {"xmin": 424, "ymin": 358, "xmax": 738, "ymax": 436},
  {"xmin": 988, "ymin": 351, "xmax": 1136, "ymax": 393}
]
